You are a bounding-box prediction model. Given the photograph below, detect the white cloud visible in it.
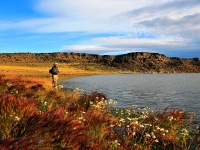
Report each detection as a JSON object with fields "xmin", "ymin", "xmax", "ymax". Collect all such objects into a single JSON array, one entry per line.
[
  {"xmin": 32, "ymin": 0, "xmax": 165, "ymax": 33},
  {"xmin": 1, "ymin": 0, "xmax": 200, "ymax": 56},
  {"xmin": 3, "ymin": 0, "xmax": 200, "ymax": 35},
  {"xmin": 36, "ymin": 0, "xmax": 157, "ymax": 20},
  {"xmin": 63, "ymin": 35, "xmax": 192, "ymax": 55}
]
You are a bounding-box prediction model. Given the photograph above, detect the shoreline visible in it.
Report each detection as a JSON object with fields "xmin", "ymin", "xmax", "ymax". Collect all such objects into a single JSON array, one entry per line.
[{"xmin": 1, "ymin": 64, "xmax": 200, "ymax": 149}]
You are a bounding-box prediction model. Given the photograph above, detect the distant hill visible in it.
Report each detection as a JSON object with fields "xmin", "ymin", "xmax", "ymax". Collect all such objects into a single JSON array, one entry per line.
[{"xmin": 0, "ymin": 52, "xmax": 199, "ymax": 73}]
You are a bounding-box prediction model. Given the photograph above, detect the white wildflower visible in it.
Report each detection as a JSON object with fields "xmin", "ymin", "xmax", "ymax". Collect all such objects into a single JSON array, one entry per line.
[
  {"xmin": 119, "ymin": 118, "xmax": 125, "ymax": 122},
  {"xmin": 155, "ymin": 139, "xmax": 159, "ymax": 142},
  {"xmin": 181, "ymin": 128, "xmax": 188, "ymax": 136},
  {"xmin": 168, "ymin": 116, "xmax": 174, "ymax": 121},
  {"xmin": 135, "ymin": 121, "xmax": 139, "ymax": 125},
  {"xmin": 15, "ymin": 116, "xmax": 20, "ymax": 121},
  {"xmin": 160, "ymin": 128, "xmax": 165, "ymax": 131},
  {"xmin": 145, "ymin": 133, "xmax": 151, "ymax": 138},
  {"xmin": 44, "ymin": 101, "xmax": 48, "ymax": 105},
  {"xmin": 127, "ymin": 117, "xmax": 132, "ymax": 121},
  {"xmin": 110, "ymin": 124, "xmax": 115, "ymax": 127},
  {"xmin": 140, "ymin": 124, "xmax": 144, "ymax": 128}
]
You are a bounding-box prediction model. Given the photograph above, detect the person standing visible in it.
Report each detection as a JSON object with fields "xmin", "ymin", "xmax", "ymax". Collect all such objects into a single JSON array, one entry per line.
[{"xmin": 50, "ymin": 62, "xmax": 60, "ymax": 87}]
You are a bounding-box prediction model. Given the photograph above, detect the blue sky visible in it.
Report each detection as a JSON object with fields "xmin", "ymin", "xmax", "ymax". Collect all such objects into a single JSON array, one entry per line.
[{"xmin": 0, "ymin": 0, "xmax": 200, "ymax": 58}]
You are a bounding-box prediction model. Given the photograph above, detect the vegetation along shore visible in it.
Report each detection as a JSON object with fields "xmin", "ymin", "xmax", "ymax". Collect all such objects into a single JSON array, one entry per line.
[{"xmin": 0, "ymin": 52, "xmax": 200, "ymax": 149}]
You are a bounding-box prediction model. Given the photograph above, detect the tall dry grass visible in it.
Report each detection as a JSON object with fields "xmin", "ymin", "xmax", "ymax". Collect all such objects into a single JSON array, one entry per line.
[{"xmin": 0, "ymin": 76, "xmax": 199, "ymax": 150}]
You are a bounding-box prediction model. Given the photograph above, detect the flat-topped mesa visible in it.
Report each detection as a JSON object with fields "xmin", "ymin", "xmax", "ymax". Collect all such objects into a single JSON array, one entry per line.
[
  {"xmin": 133, "ymin": 52, "xmax": 168, "ymax": 61},
  {"xmin": 112, "ymin": 52, "xmax": 169, "ymax": 63},
  {"xmin": 0, "ymin": 52, "xmax": 199, "ymax": 73}
]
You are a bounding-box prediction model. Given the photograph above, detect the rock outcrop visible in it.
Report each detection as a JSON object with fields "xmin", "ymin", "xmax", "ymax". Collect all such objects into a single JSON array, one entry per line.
[{"xmin": 0, "ymin": 52, "xmax": 199, "ymax": 73}]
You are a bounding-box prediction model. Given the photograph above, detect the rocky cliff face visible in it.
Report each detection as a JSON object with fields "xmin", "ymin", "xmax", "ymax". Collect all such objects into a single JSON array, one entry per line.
[{"xmin": 0, "ymin": 52, "xmax": 199, "ymax": 73}]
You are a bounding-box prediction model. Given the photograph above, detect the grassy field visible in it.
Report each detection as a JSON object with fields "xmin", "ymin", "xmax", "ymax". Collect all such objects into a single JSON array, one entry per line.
[
  {"xmin": 0, "ymin": 63, "xmax": 200, "ymax": 150},
  {"xmin": 1, "ymin": 63, "xmax": 108, "ymax": 78}
]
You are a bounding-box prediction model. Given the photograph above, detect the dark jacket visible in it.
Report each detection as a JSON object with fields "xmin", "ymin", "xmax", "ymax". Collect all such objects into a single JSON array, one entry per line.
[{"xmin": 51, "ymin": 66, "xmax": 59, "ymax": 75}]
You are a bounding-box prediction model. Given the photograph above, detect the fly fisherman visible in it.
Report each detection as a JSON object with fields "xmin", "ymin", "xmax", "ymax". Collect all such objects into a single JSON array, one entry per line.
[{"xmin": 50, "ymin": 62, "xmax": 60, "ymax": 87}]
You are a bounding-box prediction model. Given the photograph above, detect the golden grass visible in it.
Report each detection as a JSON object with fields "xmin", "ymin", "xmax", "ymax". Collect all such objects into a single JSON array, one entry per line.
[
  {"xmin": 0, "ymin": 63, "xmax": 117, "ymax": 93},
  {"xmin": 0, "ymin": 63, "xmax": 112, "ymax": 80}
]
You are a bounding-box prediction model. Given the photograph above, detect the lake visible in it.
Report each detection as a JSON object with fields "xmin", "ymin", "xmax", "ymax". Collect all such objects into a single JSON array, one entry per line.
[{"xmin": 62, "ymin": 73, "xmax": 200, "ymax": 122}]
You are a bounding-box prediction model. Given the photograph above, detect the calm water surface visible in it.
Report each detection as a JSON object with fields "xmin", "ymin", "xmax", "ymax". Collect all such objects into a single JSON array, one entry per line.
[{"xmin": 62, "ymin": 73, "xmax": 200, "ymax": 121}]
